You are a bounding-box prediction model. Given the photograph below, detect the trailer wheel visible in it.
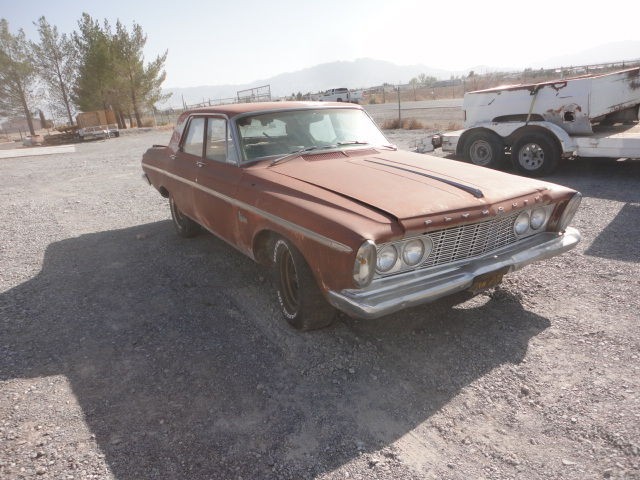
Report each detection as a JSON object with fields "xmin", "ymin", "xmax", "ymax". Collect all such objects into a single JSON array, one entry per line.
[
  {"xmin": 463, "ymin": 132, "xmax": 505, "ymax": 168},
  {"xmin": 511, "ymin": 133, "xmax": 559, "ymax": 177}
]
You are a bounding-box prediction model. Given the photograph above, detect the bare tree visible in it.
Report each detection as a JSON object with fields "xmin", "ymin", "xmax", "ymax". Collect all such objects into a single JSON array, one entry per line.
[
  {"xmin": 30, "ymin": 16, "xmax": 77, "ymax": 125},
  {"xmin": 0, "ymin": 19, "xmax": 37, "ymax": 135}
]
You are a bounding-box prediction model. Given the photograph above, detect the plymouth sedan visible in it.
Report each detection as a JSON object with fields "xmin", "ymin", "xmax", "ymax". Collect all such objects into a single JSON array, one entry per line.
[{"xmin": 141, "ymin": 102, "xmax": 582, "ymax": 330}]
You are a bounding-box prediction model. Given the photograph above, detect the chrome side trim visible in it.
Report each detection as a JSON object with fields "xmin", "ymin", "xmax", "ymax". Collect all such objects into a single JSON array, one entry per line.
[
  {"xmin": 143, "ymin": 164, "xmax": 352, "ymax": 253},
  {"xmin": 327, "ymin": 227, "xmax": 581, "ymax": 319}
]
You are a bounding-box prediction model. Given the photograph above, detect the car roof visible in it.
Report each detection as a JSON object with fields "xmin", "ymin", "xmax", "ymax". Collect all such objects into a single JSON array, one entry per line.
[{"xmin": 186, "ymin": 101, "xmax": 363, "ymax": 118}]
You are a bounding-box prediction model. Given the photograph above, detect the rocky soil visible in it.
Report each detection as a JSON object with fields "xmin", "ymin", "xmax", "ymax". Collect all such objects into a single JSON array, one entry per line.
[{"xmin": 0, "ymin": 129, "xmax": 638, "ymax": 479}]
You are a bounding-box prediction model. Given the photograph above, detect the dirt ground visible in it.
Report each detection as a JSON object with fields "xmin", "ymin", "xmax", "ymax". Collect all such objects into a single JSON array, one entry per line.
[{"xmin": 0, "ymin": 128, "xmax": 639, "ymax": 480}]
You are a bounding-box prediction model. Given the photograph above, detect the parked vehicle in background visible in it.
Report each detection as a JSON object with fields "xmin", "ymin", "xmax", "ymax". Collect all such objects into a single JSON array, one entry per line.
[
  {"xmin": 141, "ymin": 101, "xmax": 581, "ymax": 330},
  {"xmin": 433, "ymin": 67, "xmax": 640, "ymax": 176},
  {"xmin": 76, "ymin": 110, "xmax": 119, "ymax": 141},
  {"xmin": 319, "ymin": 87, "xmax": 362, "ymax": 103}
]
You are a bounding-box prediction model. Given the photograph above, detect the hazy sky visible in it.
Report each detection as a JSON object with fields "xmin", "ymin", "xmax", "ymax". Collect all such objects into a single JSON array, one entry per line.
[{"xmin": 2, "ymin": 0, "xmax": 638, "ymax": 88}]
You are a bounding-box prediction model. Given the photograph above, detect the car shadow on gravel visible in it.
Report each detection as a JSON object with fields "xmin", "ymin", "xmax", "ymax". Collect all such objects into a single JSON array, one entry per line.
[{"xmin": 0, "ymin": 222, "xmax": 551, "ymax": 479}]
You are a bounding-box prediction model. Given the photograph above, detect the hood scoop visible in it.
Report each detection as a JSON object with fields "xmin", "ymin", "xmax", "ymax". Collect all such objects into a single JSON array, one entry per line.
[{"xmin": 302, "ymin": 151, "xmax": 347, "ymax": 161}]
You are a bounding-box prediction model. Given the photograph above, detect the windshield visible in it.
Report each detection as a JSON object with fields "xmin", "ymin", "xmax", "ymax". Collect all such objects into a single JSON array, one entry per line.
[{"xmin": 235, "ymin": 108, "xmax": 389, "ymax": 162}]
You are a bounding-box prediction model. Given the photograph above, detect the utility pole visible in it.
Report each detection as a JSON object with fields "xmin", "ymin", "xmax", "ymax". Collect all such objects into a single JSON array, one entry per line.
[{"xmin": 397, "ymin": 84, "xmax": 401, "ymax": 125}]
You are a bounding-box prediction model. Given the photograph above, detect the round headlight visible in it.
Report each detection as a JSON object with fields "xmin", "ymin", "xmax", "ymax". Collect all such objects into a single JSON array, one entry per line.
[
  {"xmin": 377, "ymin": 245, "xmax": 398, "ymax": 272},
  {"xmin": 402, "ymin": 239, "xmax": 425, "ymax": 266},
  {"xmin": 530, "ymin": 207, "xmax": 546, "ymax": 230},
  {"xmin": 514, "ymin": 211, "xmax": 530, "ymax": 236}
]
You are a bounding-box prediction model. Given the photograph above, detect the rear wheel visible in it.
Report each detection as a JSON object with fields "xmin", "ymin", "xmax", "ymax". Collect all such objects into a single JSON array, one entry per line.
[
  {"xmin": 511, "ymin": 133, "xmax": 560, "ymax": 176},
  {"xmin": 169, "ymin": 195, "xmax": 200, "ymax": 238},
  {"xmin": 272, "ymin": 237, "xmax": 335, "ymax": 330},
  {"xmin": 463, "ymin": 132, "xmax": 504, "ymax": 168}
]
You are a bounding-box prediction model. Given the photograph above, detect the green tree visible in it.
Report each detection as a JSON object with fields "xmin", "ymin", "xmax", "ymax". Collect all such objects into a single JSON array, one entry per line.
[
  {"xmin": 72, "ymin": 13, "xmax": 117, "ymax": 113},
  {"xmin": 113, "ymin": 20, "xmax": 168, "ymax": 127},
  {"xmin": 30, "ymin": 16, "xmax": 77, "ymax": 125},
  {"xmin": 0, "ymin": 19, "xmax": 37, "ymax": 135}
]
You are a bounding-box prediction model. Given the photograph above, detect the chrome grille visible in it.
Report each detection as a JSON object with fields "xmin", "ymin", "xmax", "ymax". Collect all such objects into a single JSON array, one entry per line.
[{"xmin": 422, "ymin": 212, "xmax": 518, "ymax": 268}]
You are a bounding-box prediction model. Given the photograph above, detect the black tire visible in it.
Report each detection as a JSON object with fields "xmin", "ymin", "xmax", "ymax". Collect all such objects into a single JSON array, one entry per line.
[
  {"xmin": 511, "ymin": 132, "xmax": 560, "ymax": 177},
  {"xmin": 169, "ymin": 195, "xmax": 200, "ymax": 238},
  {"xmin": 463, "ymin": 131, "xmax": 504, "ymax": 168},
  {"xmin": 272, "ymin": 237, "xmax": 335, "ymax": 330}
]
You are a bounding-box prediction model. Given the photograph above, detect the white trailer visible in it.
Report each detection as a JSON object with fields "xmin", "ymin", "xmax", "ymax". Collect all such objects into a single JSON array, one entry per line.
[{"xmin": 433, "ymin": 67, "xmax": 640, "ymax": 176}]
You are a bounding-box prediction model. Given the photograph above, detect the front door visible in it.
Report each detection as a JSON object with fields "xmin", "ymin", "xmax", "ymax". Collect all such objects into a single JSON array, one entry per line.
[{"xmin": 192, "ymin": 116, "xmax": 244, "ymax": 243}]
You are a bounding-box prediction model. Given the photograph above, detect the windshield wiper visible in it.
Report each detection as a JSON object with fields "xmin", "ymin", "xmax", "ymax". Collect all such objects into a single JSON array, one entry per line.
[
  {"xmin": 270, "ymin": 145, "xmax": 327, "ymax": 166},
  {"xmin": 339, "ymin": 140, "xmax": 397, "ymax": 151},
  {"xmin": 269, "ymin": 141, "xmax": 390, "ymax": 167}
]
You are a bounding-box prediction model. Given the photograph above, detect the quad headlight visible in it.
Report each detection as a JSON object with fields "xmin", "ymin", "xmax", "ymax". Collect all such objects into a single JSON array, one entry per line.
[
  {"xmin": 374, "ymin": 237, "xmax": 432, "ymax": 275},
  {"xmin": 513, "ymin": 205, "xmax": 553, "ymax": 237},
  {"xmin": 402, "ymin": 239, "xmax": 425, "ymax": 266},
  {"xmin": 377, "ymin": 245, "xmax": 398, "ymax": 272},
  {"xmin": 514, "ymin": 211, "xmax": 531, "ymax": 236},
  {"xmin": 530, "ymin": 207, "xmax": 547, "ymax": 230}
]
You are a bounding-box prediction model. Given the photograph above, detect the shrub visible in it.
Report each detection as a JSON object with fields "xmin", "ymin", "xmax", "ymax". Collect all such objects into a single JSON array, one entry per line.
[
  {"xmin": 381, "ymin": 118, "xmax": 402, "ymax": 129},
  {"xmin": 404, "ymin": 118, "xmax": 424, "ymax": 130},
  {"xmin": 381, "ymin": 118, "xmax": 425, "ymax": 130}
]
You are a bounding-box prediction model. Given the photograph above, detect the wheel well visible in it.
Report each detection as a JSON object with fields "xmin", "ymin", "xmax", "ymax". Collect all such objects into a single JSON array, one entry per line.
[
  {"xmin": 253, "ymin": 230, "xmax": 277, "ymax": 265},
  {"xmin": 457, "ymin": 128, "xmax": 503, "ymax": 156}
]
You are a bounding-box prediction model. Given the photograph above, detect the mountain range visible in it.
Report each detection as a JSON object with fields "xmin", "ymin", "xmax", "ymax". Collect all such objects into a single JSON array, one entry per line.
[{"xmin": 162, "ymin": 41, "xmax": 640, "ymax": 108}]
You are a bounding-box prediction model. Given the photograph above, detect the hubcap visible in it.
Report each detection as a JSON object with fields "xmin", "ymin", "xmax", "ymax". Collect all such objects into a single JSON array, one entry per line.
[
  {"xmin": 518, "ymin": 143, "xmax": 545, "ymax": 170},
  {"xmin": 469, "ymin": 139, "xmax": 493, "ymax": 165}
]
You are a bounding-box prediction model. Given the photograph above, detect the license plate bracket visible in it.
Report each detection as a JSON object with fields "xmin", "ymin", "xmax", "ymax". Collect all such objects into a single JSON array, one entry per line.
[{"xmin": 469, "ymin": 266, "xmax": 510, "ymax": 293}]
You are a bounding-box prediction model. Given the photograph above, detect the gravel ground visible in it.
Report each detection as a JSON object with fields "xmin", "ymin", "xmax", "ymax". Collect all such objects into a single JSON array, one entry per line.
[{"xmin": 0, "ymin": 129, "xmax": 639, "ymax": 480}]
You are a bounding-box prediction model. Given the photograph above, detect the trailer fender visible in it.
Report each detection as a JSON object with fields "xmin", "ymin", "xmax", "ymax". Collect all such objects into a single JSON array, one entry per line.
[
  {"xmin": 459, "ymin": 122, "xmax": 577, "ymax": 156},
  {"xmin": 506, "ymin": 122, "xmax": 577, "ymax": 156}
]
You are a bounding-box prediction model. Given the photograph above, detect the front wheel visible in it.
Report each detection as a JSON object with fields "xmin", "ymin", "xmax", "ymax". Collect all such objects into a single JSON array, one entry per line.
[
  {"xmin": 272, "ymin": 238, "xmax": 335, "ymax": 330},
  {"xmin": 511, "ymin": 133, "xmax": 559, "ymax": 177},
  {"xmin": 169, "ymin": 195, "xmax": 200, "ymax": 238}
]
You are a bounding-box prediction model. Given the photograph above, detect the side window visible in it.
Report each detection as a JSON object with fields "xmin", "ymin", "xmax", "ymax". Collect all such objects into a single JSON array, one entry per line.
[
  {"xmin": 205, "ymin": 118, "xmax": 227, "ymax": 162},
  {"xmin": 182, "ymin": 117, "xmax": 205, "ymax": 156}
]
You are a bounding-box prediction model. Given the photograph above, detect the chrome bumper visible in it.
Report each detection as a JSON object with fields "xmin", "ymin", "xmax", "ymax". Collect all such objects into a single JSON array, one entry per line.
[{"xmin": 328, "ymin": 227, "xmax": 581, "ymax": 320}]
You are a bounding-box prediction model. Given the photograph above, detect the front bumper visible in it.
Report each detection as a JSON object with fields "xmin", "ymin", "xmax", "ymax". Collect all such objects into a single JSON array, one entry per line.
[{"xmin": 327, "ymin": 227, "xmax": 581, "ymax": 319}]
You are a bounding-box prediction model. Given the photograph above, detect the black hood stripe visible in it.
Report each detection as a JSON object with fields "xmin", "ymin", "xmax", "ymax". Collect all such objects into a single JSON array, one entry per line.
[{"xmin": 363, "ymin": 159, "xmax": 484, "ymax": 199}]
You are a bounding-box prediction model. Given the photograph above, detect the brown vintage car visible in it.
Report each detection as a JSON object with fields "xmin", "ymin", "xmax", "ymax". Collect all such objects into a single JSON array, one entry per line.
[{"xmin": 141, "ymin": 101, "xmax": 582, "ymax": 330}]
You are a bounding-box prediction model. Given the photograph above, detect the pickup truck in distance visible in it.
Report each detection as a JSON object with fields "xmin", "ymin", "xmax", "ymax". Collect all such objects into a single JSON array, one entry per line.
[{"xmin": 319, "ymin": 88, "xmax": 362, "ymax": 103}]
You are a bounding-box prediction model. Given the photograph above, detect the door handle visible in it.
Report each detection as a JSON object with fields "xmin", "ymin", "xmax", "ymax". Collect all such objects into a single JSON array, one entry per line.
[{"xmin": 196, "ymin": 161, "xmax": 206, "ymax": 168}]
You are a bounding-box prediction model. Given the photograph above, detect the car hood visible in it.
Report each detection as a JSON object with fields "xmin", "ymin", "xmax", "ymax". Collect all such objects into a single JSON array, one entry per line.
[{"xmin": 270, "ymin": 150, "xmax": 552, "ymax": 225}]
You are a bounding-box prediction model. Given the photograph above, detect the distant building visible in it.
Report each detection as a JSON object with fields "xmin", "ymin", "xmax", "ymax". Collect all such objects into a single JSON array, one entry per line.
[{"xmin": 0, "ymin": 117, "xmax": 44, "ymax": 134}]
